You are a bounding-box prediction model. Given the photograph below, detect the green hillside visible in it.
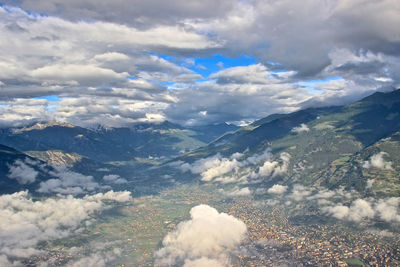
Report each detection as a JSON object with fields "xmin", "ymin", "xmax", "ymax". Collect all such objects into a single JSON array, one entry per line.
[{"xmin": 177, "ymin": 89, "xmax": 400, "ymax": 197}]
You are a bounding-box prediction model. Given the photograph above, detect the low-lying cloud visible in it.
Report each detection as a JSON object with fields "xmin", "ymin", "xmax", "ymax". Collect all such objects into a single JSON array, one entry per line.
[
  {"xmin": 7, "ymin": 159, "xmax": 39, "ymax": 184},
  {"xmin": 267, "ymin": 184, "xmax": 288, "ymax": 195},
  {"xmin": 225, "ymin": 187, "xmax": 251, "ymax": 197},
  {"xmin": 363, "ymin": 152, "xmax": 393, "ymax": 170},
  {"xmin": 174, "ymin": 149, "xmax": 290, "ymax": 185},
  {"xmin": 37, "ymin": 165, "xmax": 107, "ymax": 195},
  {"xmin": 0, "ymin": 190, "xmax": 131, "ymax": 265},
  {"xmin": 323, "ymin": 197, "xmax": 400, "ymax": 224},
  {"xmin": 103, "ymin": 174, "xmax": 128, "ymax": 184},
  {"xmin": 155, "ymin": 204, "xmax": 247, "ymax": 266},
  {"xmin": 291, "ymin": 123, "xmax": 310, "ymax": 133}
]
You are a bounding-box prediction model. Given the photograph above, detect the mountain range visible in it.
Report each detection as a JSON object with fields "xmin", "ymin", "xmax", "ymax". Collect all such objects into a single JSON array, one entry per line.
[
  {"xmin": 0, "ymin": 120, "xmax": 238, "ymax": 163},
  {"xmin": 177, "ymin": 89, "xmax": 400, "ymax": 197},
  {"xmin": 1, "ymin": 89, "xmax": 400, "ymax": 198}
]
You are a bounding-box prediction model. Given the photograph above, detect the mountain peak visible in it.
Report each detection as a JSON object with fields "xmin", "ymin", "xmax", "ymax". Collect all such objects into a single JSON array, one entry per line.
[{"xmin": 11, "ymin": 120, "xmax": 75, "ymax": 133}]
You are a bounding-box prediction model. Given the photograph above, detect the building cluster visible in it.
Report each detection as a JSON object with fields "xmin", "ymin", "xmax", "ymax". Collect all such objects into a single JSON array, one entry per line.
[{"xmin": 229, "ymin": 200, "xmax": 400, "ymax": 267}]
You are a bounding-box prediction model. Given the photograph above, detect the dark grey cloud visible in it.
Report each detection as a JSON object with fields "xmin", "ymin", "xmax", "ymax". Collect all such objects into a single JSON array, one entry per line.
[
  {"xmin": 4, "ymin": 0, "xmax": 236, "ymax": 28},
  {"xmin": 0, "ymin": 1, "xmax": 399, "ymax": 127}
]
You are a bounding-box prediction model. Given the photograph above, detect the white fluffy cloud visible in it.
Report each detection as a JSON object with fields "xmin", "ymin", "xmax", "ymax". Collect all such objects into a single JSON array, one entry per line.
[
  {"xmin": 7, "ymin": 159, "xmax": 38, "ymax": 184},
  {"xmin": 179, "ymin": 154, "xmax": 243, "ymax": 182},
  {"xmin": 226, "ymin": 187, "xmax": 251, "ymax": 197},
  {"xmin": 288, "ymin": 184, "xmax": 313, "ymax": 202},
  {"xmin": 84, "ymin": 190, "xmax": 132, "ymax": 202},
  {"xmin": 155, "ymin": 204, "xmax": 247, "ymax": 266},
  {"xmin": 251, "ymin": 152, "xmax": 291, "ymax": 179},
  {"xmin": 267, "ymin": 184, "xmax": 288, "ymax": 195},
  {"xmin": 323, "ymin": 197, "xmax": 400, "ymax": 224},
  {"xmin": 37, "ymin": 165, "xmax": 105, "ymax": 195},
  {"xmin": 103, "ymin": 174, "xmax": 128, "ymax": 185},
  {"xmin": 0, "ymin": 190, "xmax": 131, "ymax": 265},
  {"xmin": 176, "ymin": 149, "xmax": 290, "ymax": 185},
  {"xmin": 363, "ymin": 152, "xmax": 393, "ymax": 170},
  {"xmin": 376, "ymin": 198, "xmax": 400, "ymax": 223},
  {"xmin": 291, "ymin": 123, "xmax": 310, "ymax": 133}
]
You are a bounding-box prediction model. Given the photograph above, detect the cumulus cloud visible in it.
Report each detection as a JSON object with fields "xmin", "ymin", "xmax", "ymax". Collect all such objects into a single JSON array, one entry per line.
[
  {"xmin": 375, "ymin": 197, "xmax": 400, "ymax": 223},
  {"xmin": 264, "ymin": 183, "xmax": 400, "ymax": 226},
  {"xmin": 322, "ymin": 197, "xmax": 400, "ymax": 224},
  {"xmin": 252, "ymin": 152, "xmax": 291, "ymax": 179},
  {"xmin": 288, "ymin": 184, "xmax": 313, "ymax": 202},
  {"xmin": 84, "ymin": 190, "xmax": 132, "ymax": 202},
  {"xmin": 226, "ymin": 187, "xmax": 251, "ymax": 197},
  {"xmin": 7, "ymin": 159, "xmax": 38, "ymax": 184},
  {"xmin": 37, "ymin": 165, "xmax": 105, "ymax": 195},
  {"xmin": 0, "ymin": 190, "xmax": 131, "ymax": 265},
  {"xmin": 291, "ymin": 123, "xmax": 310, "ymax": 133},
  {"xmin": 179, "ymin": 154, "xmax": 243, "ymax": 182},
  {"xmin": 363, "ymin": 152, "xmax": 393, "ymax": 170},
  {"xmin": 175, "ymin": 149, "xmax": 291, "ymax": 186},
  {"xmin": 103, "ymin": 174, "xmax": 127, "ymax": 184},
  {"xmin": 267, "ymin": 184, "xmax": 288, "ymax": 195},
  {"xmin": 155, "ymin": 204, "xmax": 247, "ymax": 266},
  {"xmin": 0, "ymin": 6, "xmax": 215, "ymax": 128}
]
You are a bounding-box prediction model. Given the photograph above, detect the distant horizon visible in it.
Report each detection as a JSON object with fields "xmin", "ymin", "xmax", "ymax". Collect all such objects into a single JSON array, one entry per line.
[{"xmin": 2, "ymin": 87, "xmax": 398, "ymax": 129}]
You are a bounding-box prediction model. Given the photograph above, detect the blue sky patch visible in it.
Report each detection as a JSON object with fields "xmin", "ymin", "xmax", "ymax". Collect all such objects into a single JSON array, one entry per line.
[{"xmin": 33, "ymin": 95, "xmax": 61, "ymax": 102}]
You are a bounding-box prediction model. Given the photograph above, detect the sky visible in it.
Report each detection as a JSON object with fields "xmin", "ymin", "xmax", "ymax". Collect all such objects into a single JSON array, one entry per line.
[{"xmin": 0, "ymin": 0, "xmax": 399, "ymax": 128}]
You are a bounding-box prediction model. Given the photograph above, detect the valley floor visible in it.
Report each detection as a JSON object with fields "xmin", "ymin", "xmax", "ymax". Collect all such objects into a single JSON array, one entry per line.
[{"xmin": 19, "ymin": 183, "xmax": 400, "ymax": 267}]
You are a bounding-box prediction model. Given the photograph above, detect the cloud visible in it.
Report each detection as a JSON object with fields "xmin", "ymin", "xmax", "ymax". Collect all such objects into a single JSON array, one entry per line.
[
  {"xmin": 226, "ymin": 187, "xmax": 251, "ymax": 197},
  {"xmin": 267, "ymin": 184, "xmax": 288, "ymax": 195},
  {"xmin": 183, "ymin": 258, "xmax": 225, "ymax": 267},
  {"xmin": 175, "ymin": 149, "xmax": 291, "ymax": 185},
  {"xmin": 68, "ymin": 248, "xmax": 122, "ymax": 267},
  {"xmin": 323, "ymin": 205, "xmax": 350, "ymax": 220},
  {"xmin": 375, "ymin": 197, "xmax": 400, "ymax": 223},
  {"xmin": 179, "ymin": 154, "xmax": 243, "ymax": 182},
  {"xmin": 0, "ymin": 6, "xmax": 216, "ymax": 127},
  {"xmin": 322, "ymin": 197, "xmax": 400, "ymax": 224},
  {"xmin": 0, "ymin": 190, "xmax": 131, "ymax": 265},
  {"xmin": 84, "ymin": 190, "xmax": 132, "ymax": 202},
  {"xmin": 1, "ymin": 1, "xmax": 400, "ymax": 128},
  {"xmin": 363, "ymin": 152, "xmax": 393, "ymax": 170},
  {"xmin": 263, "ymin": 183, "xmax": 400, "ymax": 226},
  {"xmin": 31, "ymin": 64, "xmax": 129, "ymax": 86},
  {"xmin": 3, "ymin": 0, "xmax": 236, "ymax": 28},
  {"xmin": 347, "ymin": 199, "xmax": 375, "ymax": 222},
  {"xmin": 7, "ymin": 159, "xmax": 38, "ymax": 184},
  {"xmin": 210, "ymin": 64, "xmax": 273, "ymax": 84},
  {"xmin": 37, "ymin": 165, "xmax": 106, "ymax": 195},
  {"xmin": 291, "ymin": 123, "xmax": 310, "ymax": 133},
  {"xmin": 103, "ymin": 174, "xmax": 128, "ymax": 184},
  {"xmin": 288, "ymin": 184, "xmax": 312, "ymax": 202},
  {"xmin": 252, "ymin": 152, "xmax": 291, "ymax": 179},
  {"xmin": 366, "ymin": 179, "xmax": 375, "ymax": 190},
  {"xmin": 155, "ymin": 204, "xmax": 247, "ymax": 266}
]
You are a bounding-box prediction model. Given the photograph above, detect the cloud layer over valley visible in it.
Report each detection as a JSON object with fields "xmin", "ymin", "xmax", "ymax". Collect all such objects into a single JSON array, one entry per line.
[{"xmin": 0, "ymin": 190, "xmax": 131, "ymax": 266}]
